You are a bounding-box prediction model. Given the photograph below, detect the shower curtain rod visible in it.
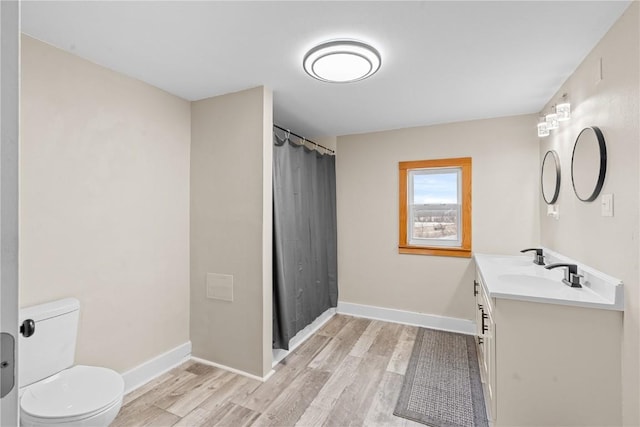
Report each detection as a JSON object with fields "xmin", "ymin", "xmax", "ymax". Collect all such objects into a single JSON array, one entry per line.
[{"xmin": 273, "ymin": 124, "xmax": 335, "ymax": 154}]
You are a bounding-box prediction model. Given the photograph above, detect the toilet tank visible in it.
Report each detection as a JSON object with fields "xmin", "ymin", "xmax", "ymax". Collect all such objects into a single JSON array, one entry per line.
[{"xmin": 19, "ymin": 298, "xmax": 80, "ymax": 388}]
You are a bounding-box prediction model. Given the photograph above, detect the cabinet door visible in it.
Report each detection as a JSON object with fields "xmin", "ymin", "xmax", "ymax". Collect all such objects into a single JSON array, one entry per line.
[
  {"xmin": 482, "ymin": 298, "xmax": 496, "ymax": 422},
  {"xmin": 474, "ymin": 276, "xmax": 483, "ymax": 335},
  {"xmin": 474, "ymin": 275, "xmax": 487, "ymax": 383}
]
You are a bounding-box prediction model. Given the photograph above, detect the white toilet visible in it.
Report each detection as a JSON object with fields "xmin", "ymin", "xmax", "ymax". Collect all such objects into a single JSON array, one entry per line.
[{"xmin": 19, "ymin": 298, "xmax": 124, "ymax": 427}]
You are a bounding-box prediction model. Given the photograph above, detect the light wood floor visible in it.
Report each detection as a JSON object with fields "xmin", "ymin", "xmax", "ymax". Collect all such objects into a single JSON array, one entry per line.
[{"xmin": 112, "ymin": 314, "xmax": 425, "ymax": 427}]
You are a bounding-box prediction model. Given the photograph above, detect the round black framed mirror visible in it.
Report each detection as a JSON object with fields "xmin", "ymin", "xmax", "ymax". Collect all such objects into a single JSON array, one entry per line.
[
  {"xmin": 571, "ymin": 126, "xmax": 607, "ymax": 202},
  {"xmin": 541, "ymin": 150, "xmax": 560, "ymax": 204}
]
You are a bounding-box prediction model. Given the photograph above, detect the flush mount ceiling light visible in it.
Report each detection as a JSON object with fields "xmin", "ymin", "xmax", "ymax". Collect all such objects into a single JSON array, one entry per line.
[{"xmin": 303, "ymin": 40, "xmax": 381, "ymax": 83}]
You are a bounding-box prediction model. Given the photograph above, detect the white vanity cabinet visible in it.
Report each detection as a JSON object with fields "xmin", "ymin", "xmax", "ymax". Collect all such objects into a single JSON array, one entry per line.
[
  {"xmin": 474, "ymin": 254, "xmax": 623, "ymax": 427},
  {"xmin": 474, "ymin": 272, "xmax": 496, "ymax": 420}
]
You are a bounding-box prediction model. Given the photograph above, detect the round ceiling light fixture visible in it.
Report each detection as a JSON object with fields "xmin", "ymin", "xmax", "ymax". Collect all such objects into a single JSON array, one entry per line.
[{"xmin": 303, "ymin": 40, "xmax": 381, "ymax": 83}]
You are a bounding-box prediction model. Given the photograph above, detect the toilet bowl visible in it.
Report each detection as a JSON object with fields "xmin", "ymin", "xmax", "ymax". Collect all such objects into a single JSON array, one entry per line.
[
  {"xmin": 20, "ymin": 365, "xmax": 124, "ymax": 427},
  {"xmin": 19, "ymin": 299, "xmax": 125, "ymax": 427}
]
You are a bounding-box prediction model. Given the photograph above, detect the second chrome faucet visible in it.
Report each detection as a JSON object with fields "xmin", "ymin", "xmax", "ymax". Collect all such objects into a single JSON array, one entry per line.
[{"xmin": 545, "ymin": 263, "xmax": 583, "ymax": 288}]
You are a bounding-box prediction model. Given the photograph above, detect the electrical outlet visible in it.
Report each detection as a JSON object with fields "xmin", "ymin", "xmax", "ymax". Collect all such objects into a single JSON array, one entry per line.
[{"xmin": 547, "ymin": 204, "xmax": 559, "ymax": 219}]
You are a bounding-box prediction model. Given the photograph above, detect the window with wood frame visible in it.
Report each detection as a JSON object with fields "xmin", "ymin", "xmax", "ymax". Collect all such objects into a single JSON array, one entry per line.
[{"xmin": 399, "ymin": 157, "xmax": 472, "ymax": 257}]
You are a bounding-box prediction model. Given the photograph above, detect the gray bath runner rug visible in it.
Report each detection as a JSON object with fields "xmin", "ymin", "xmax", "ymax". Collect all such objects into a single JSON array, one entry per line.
[{"xmin": 393, "ymin": 328, "xmax": 489, "ymax": 427}]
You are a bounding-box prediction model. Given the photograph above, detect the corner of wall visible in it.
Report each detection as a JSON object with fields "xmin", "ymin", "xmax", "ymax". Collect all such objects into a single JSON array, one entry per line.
[
  {"xmin": 261, "ymin": 86, "xmax": 274, "ymax": 378},
  {"xmin": 190, "ymin": 86, "xmax": 273, "ymax": 378}
]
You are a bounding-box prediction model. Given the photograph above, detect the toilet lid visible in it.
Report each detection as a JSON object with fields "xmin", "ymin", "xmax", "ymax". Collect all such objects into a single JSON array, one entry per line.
[{"xmin": 21, "ymin": 365, "xmax": 124, "ymax": 420}]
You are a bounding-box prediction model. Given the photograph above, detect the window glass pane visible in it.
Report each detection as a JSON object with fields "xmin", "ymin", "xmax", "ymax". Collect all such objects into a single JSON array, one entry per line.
[{"xmin": 409, "ymin": 168, "xmax": 461, "ymax": 246}]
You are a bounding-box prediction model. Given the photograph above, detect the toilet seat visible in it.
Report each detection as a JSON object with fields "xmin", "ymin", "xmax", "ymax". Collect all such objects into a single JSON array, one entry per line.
[{"xmin": 21, "ymin": 365, "xmax": 124, "ymax": 422}]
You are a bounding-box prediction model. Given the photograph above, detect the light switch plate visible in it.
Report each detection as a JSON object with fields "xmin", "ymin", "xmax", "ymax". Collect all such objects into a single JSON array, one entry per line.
[{"xmin": 601, "ymin": 194, "xmax": 613, "ymax": 217}]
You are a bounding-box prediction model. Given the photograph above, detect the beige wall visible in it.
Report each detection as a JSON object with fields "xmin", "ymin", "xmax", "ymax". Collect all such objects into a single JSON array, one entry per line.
[
  {"xmin": 336, "ymin": 115, "xmax": 539, "ymax": 320},
  {"xmin": 20, "ymin": 36, "xmax": 191, "ymax": 373},
  {"xmin": 190, "ymin": 86, "xmax": 272, "ymax": 378},
  {"xmin": 539, "ymin": 3, "xmax": 639, "ymax": 425}
]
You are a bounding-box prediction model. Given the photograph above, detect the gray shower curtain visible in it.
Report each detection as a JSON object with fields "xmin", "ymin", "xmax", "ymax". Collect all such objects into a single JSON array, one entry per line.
[{"xmin": 272, "ymin": 131, "xmax": 338, "ymax": 350}]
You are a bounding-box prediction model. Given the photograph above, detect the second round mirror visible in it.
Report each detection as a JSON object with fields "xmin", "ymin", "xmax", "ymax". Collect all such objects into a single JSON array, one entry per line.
[{"xmin": 571, "ymin": 127, "xmax": 606, "ymax": 202}]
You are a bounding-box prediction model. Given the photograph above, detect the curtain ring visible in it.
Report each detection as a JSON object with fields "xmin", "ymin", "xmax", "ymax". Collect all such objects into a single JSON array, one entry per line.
[{"xmin": 285, "ymin": 129, "xmax": 291, "ymax": 141}]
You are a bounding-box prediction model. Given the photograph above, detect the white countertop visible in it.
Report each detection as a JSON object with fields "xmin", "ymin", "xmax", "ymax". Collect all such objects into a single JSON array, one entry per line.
[{"xmin": 474, "ymin": 253, "xmax": 624, "ymax": 311}]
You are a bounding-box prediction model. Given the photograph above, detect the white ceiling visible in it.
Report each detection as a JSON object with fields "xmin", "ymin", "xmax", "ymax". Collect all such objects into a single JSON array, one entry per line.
[{"xmin": 21, "ymin": 1, "xmax": 632, "ymax": 137}]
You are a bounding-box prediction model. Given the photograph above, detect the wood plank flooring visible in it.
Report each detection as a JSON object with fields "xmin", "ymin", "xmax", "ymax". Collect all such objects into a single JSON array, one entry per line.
[{"xmin": 112, "ymin": 315, "xmax": 424, "ymax": 427}]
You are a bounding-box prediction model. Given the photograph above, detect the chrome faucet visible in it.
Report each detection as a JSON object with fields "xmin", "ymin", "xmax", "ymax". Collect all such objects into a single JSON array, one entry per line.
[
  {"xmin": 520, "ymin": 248, "xmax": 545, "ymax": 265},
  {"xmin": 545, "ymin": 263, "xmax": 583, "ymax": 288}
]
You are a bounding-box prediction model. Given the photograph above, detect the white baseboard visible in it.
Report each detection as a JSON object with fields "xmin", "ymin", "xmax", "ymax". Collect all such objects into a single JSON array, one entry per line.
[
  {"xmin": 272, "ymin": 307, "xmax": 336, "ymax": 367},
  {"xmin": 191, "ymin": 356, "xmax": 275, "ymax": 383},
  {"xmin": 337, "ymin": 301, "xmax": 475, "ymax": 335},
  {"xmin": 122, "ymin": 341, "xmax": 192, "ymax": 394},
  {"xmin": 120, "ymin": 304, "xmax": 470, "ymax": 394}
]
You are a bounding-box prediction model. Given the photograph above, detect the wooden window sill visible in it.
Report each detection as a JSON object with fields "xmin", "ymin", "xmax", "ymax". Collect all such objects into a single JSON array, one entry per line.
[{"xmin": 398, "ymin": 245, "xmax": 472, "ymax": 258}]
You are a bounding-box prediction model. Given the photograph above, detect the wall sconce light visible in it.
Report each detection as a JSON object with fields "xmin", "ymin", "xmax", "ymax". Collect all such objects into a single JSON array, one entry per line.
[
  {"xmin": 556, "ymin": 102, "xmax": 571, "ymax": 121},
  {"xmin": 537, "ymin": 93, "xmax": 570, "ymax": 138},
  {"xmin": 537, "ymin": 120, "xmax": 550, "ymax": 137},
  {"xmin": 556, "ymin": 93, "xmax": 571, "ymax": 121}
]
